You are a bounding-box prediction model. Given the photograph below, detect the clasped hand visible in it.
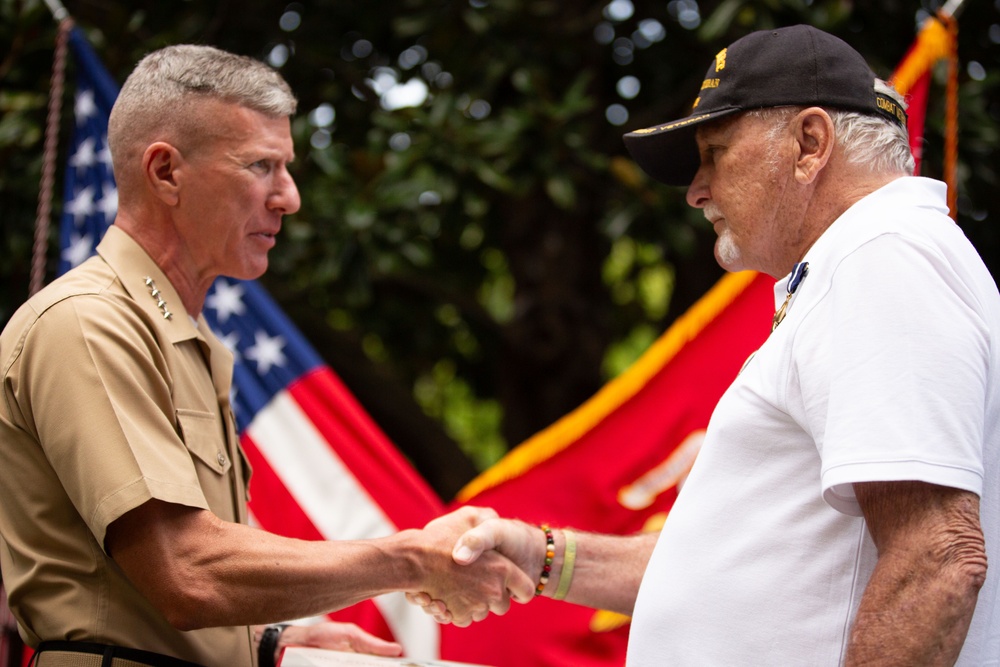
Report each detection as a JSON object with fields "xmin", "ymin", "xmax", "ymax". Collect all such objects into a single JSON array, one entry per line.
[{"xmin": 409, "ymin": 507, "xmax": 542, "ymax": 626}]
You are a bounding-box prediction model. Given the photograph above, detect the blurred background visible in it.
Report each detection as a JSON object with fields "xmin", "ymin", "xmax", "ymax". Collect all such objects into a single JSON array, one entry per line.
[{"xmin": 2, "ymin": 0, "xmax": 998, "ymax": 499}]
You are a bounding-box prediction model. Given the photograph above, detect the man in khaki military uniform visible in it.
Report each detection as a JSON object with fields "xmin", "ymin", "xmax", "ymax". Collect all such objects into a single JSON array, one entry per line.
[{"xmin": 0, "ymin": 45, "xmax": 532, "ymax": 667}]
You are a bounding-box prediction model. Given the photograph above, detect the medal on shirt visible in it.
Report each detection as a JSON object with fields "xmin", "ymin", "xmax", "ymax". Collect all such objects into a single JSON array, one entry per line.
[{"xmin": 772, "ymin": 261, "xmax": 809, "ymax": 332}]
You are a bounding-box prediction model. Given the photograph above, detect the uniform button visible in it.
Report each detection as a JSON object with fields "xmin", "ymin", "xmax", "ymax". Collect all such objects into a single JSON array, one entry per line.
[{"xmin": 217, "ymin": 452, "xmax": 227, "ymax": 467}]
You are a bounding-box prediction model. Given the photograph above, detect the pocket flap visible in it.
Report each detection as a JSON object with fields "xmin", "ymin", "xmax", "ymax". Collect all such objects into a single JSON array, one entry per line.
[{"xmin": 176, "ymin": 408, "xmax": 232, "ymax": 475}]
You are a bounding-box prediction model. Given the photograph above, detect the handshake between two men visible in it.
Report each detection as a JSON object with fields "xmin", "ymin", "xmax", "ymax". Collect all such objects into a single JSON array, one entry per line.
[
  {"xmin": 250, "ymin": 507, "xmax": 657, "ymax": 665},
  {"xmin": 248, "ymin": 506, "xmax": 653, "ymax": 662},
  {"xmin": 405, "ymin": 506, "xmax": 653, "ymax": 627}
]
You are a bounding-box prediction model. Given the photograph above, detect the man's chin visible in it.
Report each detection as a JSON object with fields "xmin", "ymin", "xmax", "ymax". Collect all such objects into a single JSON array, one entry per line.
[
  {"xmin": 714, "ymin": 243, "xmax": 745, "ymax": 273},
  {"xmin": 226, "ymin": 259, "xmax": 269, "ymax": 282}
]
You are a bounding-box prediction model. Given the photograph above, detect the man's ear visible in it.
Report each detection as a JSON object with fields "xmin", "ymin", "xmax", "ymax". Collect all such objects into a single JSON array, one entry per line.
[
  {"xmin": 142, "ymin": 142, "xmax": 183, "ymax": 206},
  {"xmin": 792, "ymin": 108, "xmax": 835, "ymax": 185}
]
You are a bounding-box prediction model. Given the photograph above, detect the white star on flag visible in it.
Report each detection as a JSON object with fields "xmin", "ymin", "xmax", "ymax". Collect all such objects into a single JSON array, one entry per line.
[
  {"xmin": 75, "ymin": 88, "xmax": 97, "ymax": 122},
  {"xmin": 206, "ymin": 280, "xmax": 247, "ymax": 323},
  {"xmin": 99, "ymin": 185, "xmax": 118, "ymax": 220},
  {"xmin": 98, "ymin": 139, "xmax": 113, "ymax": 167},
  {"xmin": 69, "ymin": 136, "xmax": 97, "ymax": 171},
  {"xmin": 62, "ymin": 232, "xmax": 95, "ymax": 268},
  {"xmin": 244, "ymin": 330, "xmax": 287, "ymax": 375},
  {"xmin": 65, "ymin": 185, "xmax": 96, "ymax": 222},
  {"xmin": 216, "ymin": 330, "xmax": 243, "ymax": 364}
]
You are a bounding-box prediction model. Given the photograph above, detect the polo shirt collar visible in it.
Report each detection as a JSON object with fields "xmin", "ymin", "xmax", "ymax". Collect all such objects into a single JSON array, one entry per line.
[{"xmin": 773, "ymin": 176, "xmax": 948, "ymax": 310}]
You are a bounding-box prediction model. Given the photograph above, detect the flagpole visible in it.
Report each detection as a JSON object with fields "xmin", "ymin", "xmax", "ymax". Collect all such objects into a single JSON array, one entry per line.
[
  {"xmin": 42, "ymin": 0, "xmax": 69, "ymax": 21},
  {"xmin": 936, "ymin": 1, "xmax": 962, "ymax": 219},
  {"xmin": 31, "ymin": 5, "xmax": 74, "ymax": 297},
  {"xmin": 939, "ymin": 0, "xmax": 966, "ymax": 19}
]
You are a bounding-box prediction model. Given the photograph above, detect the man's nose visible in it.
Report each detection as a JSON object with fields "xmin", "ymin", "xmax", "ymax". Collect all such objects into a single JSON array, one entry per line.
[
  {"xmin": 685, "ymin": 167, "xmax": 709, "ymax": 209},
  {"xmin": 270, "ymin": 168, "xmax": 301, "ymax": 215}
]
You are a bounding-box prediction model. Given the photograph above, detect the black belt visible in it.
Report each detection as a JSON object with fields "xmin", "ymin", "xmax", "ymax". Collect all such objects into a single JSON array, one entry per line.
[{"xmin": 33, "ymin": 641, "xmax": 205, "ymax": 667}]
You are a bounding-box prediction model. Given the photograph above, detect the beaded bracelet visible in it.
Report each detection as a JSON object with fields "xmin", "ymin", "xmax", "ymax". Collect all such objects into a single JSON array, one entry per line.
[
  {"xmin": 535, "ymin": 524, "xmax": 555, "ymax": 596},
  {"xmin": 553, "ymin": 528, "xmax": 576, "ymax": 600}
]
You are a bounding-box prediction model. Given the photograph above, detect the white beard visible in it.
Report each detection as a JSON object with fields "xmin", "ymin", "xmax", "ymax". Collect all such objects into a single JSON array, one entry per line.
[
  {"xmin": 707, "ymin": 206, "xmax": 744, "ymax": 271},
  {"xmin": 715, "ymin": 230, "xmax": 743, "ymax": 270}
]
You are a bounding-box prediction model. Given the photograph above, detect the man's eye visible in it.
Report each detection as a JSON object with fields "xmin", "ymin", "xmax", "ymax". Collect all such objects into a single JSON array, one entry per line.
[
  {"xmin": 702, "ymin": 146, "xmax": 722, "ymax": 160},
  {"xmin": 251, "ymin": 160, "xmax": 271, "ymax": 172}
]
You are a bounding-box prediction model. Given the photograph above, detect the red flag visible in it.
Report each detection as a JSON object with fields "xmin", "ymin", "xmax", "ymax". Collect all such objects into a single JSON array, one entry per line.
[
  {"xmin": 890, "ymin": 14, "xmax": 955, "ymax": 175},
  {"xmin": 244, "ymin": 365, "xmax": 446, "ymax": 655},
  {"xmin": 441, "ymin": 271, "xmax": 774, "ymax": 667},
  {"xmin": 890, "ymin": 12, "xmax": 959, "ymax": 218}
]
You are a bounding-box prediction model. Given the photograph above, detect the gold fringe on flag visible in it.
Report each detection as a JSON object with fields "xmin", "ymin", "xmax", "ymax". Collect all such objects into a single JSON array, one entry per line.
[{"xmin": 891, "ymin": 16, "xmax": 952, "ymax": 96}]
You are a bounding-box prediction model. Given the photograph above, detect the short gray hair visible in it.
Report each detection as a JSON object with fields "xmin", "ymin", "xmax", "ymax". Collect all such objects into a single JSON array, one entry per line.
[
  {"xmin": 108, "ymin": 44, "xmax": 297, "ymax": 195},
  {"xmin": 748, "ymin": 81, "xmax": 914, "ymax": 177},
  {"xmin": 828, "ymin": 80, "xmax": 914, "ymax": 175}
]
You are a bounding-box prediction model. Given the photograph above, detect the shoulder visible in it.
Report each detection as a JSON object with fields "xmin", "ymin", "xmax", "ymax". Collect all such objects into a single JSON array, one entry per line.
[
  {"xmin": 2, "ymin": 259, "xmax": 159, "ymax": 372},
  {"xmin": 806, "ymin": 178, "xmax": 978, "ymax": 297}
]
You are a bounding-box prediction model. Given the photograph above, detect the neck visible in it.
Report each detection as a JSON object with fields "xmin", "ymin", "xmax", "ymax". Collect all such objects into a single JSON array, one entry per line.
[
  {"xmin": 114, "ymin": 211, "xmax": 211, "ymax": 317},
  {"xmin": 778, "ymin": 167, "xmax": 904, "ymax": 276}
]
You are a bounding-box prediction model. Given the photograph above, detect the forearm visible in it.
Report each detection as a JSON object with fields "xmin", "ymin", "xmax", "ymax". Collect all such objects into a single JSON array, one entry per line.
[
  {"xmin": 846, "ymin": 554, "xmax": 983, "ymax": 665},
  {"xmin": 459, "ymin": 518, "xmax": 656, "ymax": 616},
  {"xmin": 543, "ymin": 529, "xmax": 656, "ymax": 615},
  {"xmin": 109, "ymin": 501, "xmax": 522, "ymax": 630},
  {"xmin": 252, "ymin": 622, "xmax": 402, "ymax": 661},
  {"xmin": 143, "ymin": 513, "xmax": 425, "ymax": 629},
  {"xmin": 846, "ymin": 482, "xmax": 987, "ymax": 666},
  {"xmin": 188, "ymin": 526, "xmax": 422, "ymax": 627}
]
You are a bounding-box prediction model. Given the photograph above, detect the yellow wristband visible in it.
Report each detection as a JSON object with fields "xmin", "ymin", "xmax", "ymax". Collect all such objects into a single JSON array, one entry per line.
[{"xmin": 553, "ymin": 529, "xmax": 576, "ymax": 600}]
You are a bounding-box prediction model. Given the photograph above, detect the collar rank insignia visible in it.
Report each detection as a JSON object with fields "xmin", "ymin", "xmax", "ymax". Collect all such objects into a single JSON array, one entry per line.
[{"xmin": 143, "ymin": 276, "xmax": 173, "ymax": 320}]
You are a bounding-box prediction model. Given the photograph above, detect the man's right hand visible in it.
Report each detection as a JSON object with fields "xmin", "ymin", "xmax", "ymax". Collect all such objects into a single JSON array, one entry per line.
[
  {"xmin": 411, "ymin": 507, "xmax": 537, "ymax": 627},
  {"xmin": 408, "ymin": 513, "xmax": 547, "ymax": 625}
]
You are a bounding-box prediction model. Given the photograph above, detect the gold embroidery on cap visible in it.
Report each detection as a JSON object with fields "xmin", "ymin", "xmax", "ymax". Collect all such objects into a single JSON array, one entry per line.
[
  {"xmin": 876, "ymin": 95, "xmax": 907, "ymax": 125},
  {"xmin": 630, "ymin": 113, "xmax": 714, "ymax": 135},
  {"xmin": 715, "ymin": 48, "xmax": 727, "ymax": 72},
  {"xmin": 692, "ymin": 95, "xmax": 701, "ymax": 109}
]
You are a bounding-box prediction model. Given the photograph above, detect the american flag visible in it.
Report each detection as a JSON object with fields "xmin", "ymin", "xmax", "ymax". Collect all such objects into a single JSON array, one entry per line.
[
  {"xmin": 59, "ymin": 28, "xmax": 118, "ymax": 275},
  {"xmin": 58, "ymin": 28, "xmax": 445, "ymax": 658}
]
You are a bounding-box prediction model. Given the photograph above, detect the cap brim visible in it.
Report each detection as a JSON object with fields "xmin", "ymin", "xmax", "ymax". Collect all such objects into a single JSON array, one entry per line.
[{"xmin": 623, "ymin": 108, "xmax": 740, "ymax": 186}]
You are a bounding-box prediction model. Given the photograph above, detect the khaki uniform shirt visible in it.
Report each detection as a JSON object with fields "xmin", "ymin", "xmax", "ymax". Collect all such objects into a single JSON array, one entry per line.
[{"xmin": 0, "ymin": 226, "xmax": 255, "ymax": 665}]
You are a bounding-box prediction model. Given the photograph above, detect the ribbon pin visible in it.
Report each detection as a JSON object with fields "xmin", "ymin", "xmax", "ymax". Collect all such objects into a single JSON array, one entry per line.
[{"xmin": 772, "ymin": 262, "xmax": 809, "ymax": 332}]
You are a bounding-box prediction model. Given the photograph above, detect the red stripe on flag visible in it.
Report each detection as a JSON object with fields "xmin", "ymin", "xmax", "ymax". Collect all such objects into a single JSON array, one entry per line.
[
  {"xmin": 287, "ymin": 368, "xmax": 444, "ymax": 530},
  {"xmin": 325, "ymin": 603, "xmax": 396, "ymax": 641},
  {"xmin": 243, "ymin": 430, "xmax": 408, "ymax": 645},
  {"xmin": 244, "ymin": 432, "xmax": 325, "ymax": 541}
]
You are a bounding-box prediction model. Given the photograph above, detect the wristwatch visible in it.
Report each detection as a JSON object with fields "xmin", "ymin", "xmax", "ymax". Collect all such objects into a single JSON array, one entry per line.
[{"xmin": 258, "ymin": 623, "xmax": 290, "ymax": 667}]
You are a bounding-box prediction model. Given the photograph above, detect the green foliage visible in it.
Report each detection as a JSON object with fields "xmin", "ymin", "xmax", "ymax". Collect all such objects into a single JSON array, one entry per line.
[{"xmin": 414, "ymin": 359, "xmax": 508, "ymax": 471}]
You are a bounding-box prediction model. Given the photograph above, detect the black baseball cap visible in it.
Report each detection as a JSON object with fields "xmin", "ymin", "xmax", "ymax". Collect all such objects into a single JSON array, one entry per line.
[{"xmin": 622, "ymin": 24, "xmax": 907, "ymax": 186}]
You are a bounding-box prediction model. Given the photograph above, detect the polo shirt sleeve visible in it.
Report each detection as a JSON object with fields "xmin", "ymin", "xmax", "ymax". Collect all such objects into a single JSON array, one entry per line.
[
  {"xmin": 817, "ymin": 233, "xmax": 988, "ymax": 515},
  {"xmin": 18, "ymin": 293, "xmax": 211, "ymax": 546}
]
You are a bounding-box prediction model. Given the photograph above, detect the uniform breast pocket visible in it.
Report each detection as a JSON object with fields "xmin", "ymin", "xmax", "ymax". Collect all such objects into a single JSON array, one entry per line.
[{"xmin": 175, "ymin": 408, "xmax": 232, "ymax": 477}]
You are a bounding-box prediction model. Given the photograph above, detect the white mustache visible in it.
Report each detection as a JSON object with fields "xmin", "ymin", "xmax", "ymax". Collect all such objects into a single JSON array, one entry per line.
[{"xmin": 703, "ymin": 205, "xmax": 723, "ymax": 224}]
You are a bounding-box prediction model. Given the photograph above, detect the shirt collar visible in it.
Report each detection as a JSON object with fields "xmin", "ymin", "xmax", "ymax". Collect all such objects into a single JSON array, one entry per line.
[{"xmin": 96, "ymin": 225, "xmax": 201, "ymax": 345}]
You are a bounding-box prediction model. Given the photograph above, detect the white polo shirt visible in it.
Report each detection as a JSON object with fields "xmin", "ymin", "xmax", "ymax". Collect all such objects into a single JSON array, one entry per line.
[{"xmin": 627, "ymin": 177, "xmax": 999, "ymax": 666}]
